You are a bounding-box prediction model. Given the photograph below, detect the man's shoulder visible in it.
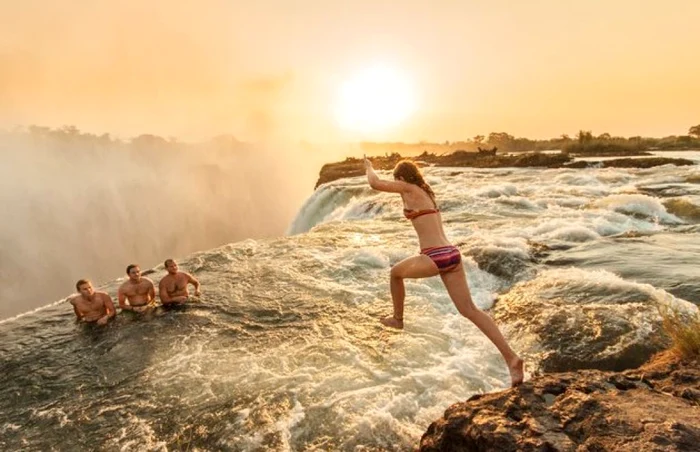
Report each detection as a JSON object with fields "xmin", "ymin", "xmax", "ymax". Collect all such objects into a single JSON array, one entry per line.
[
  {"xmin": 95, "ymin": 291, "xmax": 111, "ymax": 299},
  {"xmin": 142, "ymin": 277, "xmax": 155, "ymax": 285},
  {"xmin": 68, "ymin": 295, "xmax": 80, "ymax": 305}
]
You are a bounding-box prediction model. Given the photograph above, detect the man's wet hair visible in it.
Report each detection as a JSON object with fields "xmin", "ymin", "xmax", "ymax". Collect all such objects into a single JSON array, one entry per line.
[
  {"xmin": 126, "ymin": 264, "xmax": 139, "ymax": 275},
  {"xmin": 76, "ymin": 279, "xmax": 91, "ymax": 291},
  {"xmin": 164, "ymin": 258, "xmax": 175, "ymax": 267}
]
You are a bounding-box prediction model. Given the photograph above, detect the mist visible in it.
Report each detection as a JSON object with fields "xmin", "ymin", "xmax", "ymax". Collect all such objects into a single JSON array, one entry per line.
[{"xmin": 0, "ymin": 127, "xmax": 332, "ymax": 319}]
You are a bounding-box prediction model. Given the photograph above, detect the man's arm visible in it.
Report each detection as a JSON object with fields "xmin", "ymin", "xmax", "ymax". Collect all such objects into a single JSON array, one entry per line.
[
  {"xmin": 117, "ymin": 285, "xmax": 132, "ymax": 311},
  {"xmin": 96, "ymin": 294, "xmax": 116, "ymax": 325},
  {"xmin": 186, "ymin": 273, "xmax": 201, "ymax": 296},
  {"xmin": 71, "ymin": 300, "xmax": 84, "ymax": 322},
  {"xmin": 365, "ymin": 158, "xmax": 411, "ymax": 193},
  {"xmin": 147, "ymin": 278, "xmax": 156, "ymax": 303},
  {"xmin": 103, "ymin": 294, "xmax": 116, "ymax": 318},
  {"xmin": 158, "ymin": 279, "xmax": 172, "ymax": 303}
]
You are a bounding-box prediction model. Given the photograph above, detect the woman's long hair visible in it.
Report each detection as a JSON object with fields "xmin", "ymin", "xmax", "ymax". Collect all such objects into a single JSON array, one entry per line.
[{"xmin": 393, "ymin": 160, "xmax": 436, "ymax": 207}]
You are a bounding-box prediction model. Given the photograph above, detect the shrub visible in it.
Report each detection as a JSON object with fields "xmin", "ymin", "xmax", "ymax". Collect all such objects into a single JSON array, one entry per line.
[{"xmin": 659, "ymin": 304, "xmax": 700, "ymax": 360}]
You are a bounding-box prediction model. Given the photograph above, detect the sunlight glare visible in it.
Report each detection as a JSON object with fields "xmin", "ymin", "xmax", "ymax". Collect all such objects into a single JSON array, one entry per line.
[{"xmin": 334, "ymin": 65, "xmax": 417, "ymax": 134}]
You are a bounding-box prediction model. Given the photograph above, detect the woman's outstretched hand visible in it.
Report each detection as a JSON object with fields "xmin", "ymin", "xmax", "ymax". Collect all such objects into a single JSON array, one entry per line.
[{"xmin": 363, "ymin": 155, "xmax": 373, "ymax": 172}]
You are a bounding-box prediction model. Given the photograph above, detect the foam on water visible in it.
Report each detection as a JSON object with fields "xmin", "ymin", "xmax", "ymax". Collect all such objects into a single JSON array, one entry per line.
[
  {"xmin": 493, "ymin": 266, "xmax": 698, "ymax": 372},
  {"xmin": 592, "ymin": 193, "xmax": 684, "ymax": 223},
  {"xmin": 497, "ymin": 196, "xmax": 541, "ymax": 211},
  {"xmin": 287, "ymin": 185, "xmax": 360, "ymax": 235},
  {"xmin": 533, "ymin": 267, "xmax": 687, "ymax": 306},
  {"xmin": 2, "ymin": 159, "xmax": 699, "ymax": 450},
  {"xmin": 472, "ymin": 183, "xmax": 519, "ymax": 198},
  {"xmin": 554, "ymin": 172, "xmax": 606, "ymax": 187}
]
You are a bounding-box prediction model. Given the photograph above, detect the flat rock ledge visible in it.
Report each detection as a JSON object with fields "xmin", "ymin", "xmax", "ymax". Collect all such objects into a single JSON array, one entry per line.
[
  {"xmin": 315, "ymin": 153, "xmax": 695, "ymax": 189},
  {"xmin": 419, "ymin": 351, "xmax": 700, "ymax": 452}
]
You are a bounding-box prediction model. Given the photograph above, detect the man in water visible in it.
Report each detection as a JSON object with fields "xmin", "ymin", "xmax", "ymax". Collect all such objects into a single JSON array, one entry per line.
[
  {"xmin": 69, "ymin": 279, "xmax": 116, "ymax": 325},
  {"xmin": 118, "ymin": 264, "xmax": 156, "ymax": 312},
  {"xmin": 158, "ymin": 258, "xmax": 201, "ymax": 305}
]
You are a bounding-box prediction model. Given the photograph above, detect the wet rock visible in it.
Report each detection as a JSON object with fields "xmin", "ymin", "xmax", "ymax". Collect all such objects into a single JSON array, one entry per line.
[
  {"xmin": 491, "ymin": 269, "xmax": 673, "ymax": 373},
  {"xmin": 315, "ymin": 153, "xmax": 694, "ymax": 188},
  {"xmin": 420, "ymin": 351, "xmax": 700, "ymax": 452}
]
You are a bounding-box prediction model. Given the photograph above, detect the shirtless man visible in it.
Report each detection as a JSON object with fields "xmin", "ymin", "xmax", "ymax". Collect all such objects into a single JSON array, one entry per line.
[
  {"xmin": 69, "ymin": 279, "xmax": 116, "ymax": 325},
  {"xmin": 118, "ymin": 264, "xmax": 156, "ymax": 312},
  {"xmin": 159, "ymin": 259, "xmax": 201, "ymax": 305}
]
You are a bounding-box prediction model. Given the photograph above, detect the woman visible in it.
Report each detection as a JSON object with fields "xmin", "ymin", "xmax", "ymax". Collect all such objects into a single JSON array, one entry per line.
[{"xmin": 365, "ymin": 158, "xmax": 524, "ymax": 387}]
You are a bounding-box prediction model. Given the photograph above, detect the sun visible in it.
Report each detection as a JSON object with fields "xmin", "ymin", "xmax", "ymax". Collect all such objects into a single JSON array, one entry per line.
[{"xmin": 334, "ymin": 65, "xmax": 417, "ymax": 134}]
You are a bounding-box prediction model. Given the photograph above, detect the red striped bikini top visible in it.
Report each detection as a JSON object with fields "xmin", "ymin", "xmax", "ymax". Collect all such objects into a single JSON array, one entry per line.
[{"xmin": 403, "ymin": 208, "xmax": 439, "ymax": 220}]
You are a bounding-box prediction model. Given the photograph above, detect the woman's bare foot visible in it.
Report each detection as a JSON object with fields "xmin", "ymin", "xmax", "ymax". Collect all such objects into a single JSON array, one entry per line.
[
  {"xmin": 509, "ymin": 357, "xmax": 525, "ymax": 387},
  {"xmin": 380, "ymin": 315, "xmax": 404, "ymax": 329}
]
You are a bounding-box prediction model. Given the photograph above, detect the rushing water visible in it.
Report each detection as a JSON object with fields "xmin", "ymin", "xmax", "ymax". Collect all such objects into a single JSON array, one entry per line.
[{"xmin": 1, "ymin": 159, "xmax": 699, "ymax": 450}]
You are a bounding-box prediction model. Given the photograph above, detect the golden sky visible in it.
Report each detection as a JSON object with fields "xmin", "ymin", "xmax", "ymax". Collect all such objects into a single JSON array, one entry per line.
[{"xmin": 1, "ymin": 0, "xmax": 698, "ymax": 142}]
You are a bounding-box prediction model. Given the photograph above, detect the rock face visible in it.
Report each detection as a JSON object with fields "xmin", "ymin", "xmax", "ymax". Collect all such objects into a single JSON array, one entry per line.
[
  {"xmin": 420, "ymin": 351, "xmax": 700, "ymax": 452},
  {"xmin": 315, "ymin": 153, "xmax": 695, "ymax": 188},
  {"xmin": 490, "ymin": 269, "xmax": 677, "ymax": 373}
]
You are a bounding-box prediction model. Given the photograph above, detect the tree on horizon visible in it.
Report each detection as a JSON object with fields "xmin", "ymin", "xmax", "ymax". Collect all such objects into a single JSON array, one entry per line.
[
  {"xmin": 689, "ymin": 124, "xmax": 700, "ymax": 138},
  {"xmin": 577, "ymin": 130, "xmax": 593, "ymax": 144}
]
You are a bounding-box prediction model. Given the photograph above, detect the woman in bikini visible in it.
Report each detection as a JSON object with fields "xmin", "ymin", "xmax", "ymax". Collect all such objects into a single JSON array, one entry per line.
[{"xmin": 365, "ymin": 158, "xmax": 524, "ymax": 387}]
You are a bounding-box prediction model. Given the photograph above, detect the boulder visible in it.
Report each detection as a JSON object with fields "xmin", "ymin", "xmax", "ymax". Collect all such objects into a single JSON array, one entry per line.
[{"xmin": 420, "ymin": 351, "xmax": 700, "ymax": 452}]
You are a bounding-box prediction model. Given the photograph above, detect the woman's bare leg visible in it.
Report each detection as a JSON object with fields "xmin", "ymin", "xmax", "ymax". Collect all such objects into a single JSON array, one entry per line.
[
  {"xmin": 382, "ymin": 254, "xmax": 439, "ymax": 329},
  {"xmin": 440, "ymin": 264, "xmax": 524, "ymax": 387}
]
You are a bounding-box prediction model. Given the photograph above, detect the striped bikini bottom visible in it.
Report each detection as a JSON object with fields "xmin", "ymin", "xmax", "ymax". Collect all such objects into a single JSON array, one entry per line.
[{"xmin": 421, "ymin": 245, "xmax": 462, "ymax": 273}]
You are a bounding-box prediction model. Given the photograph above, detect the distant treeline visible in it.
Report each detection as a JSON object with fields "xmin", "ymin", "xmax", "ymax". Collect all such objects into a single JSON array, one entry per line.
[
  {"xmin": 0, "ymin": 125, "xmax": 254, "ymax": 156},
  {"xmin": 360, "ymin": 125, "xmax": 700, "ymax": 156},
  {"xmin": 2, "ymin": 123, "xmax": 700, "ymax": 156}
]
